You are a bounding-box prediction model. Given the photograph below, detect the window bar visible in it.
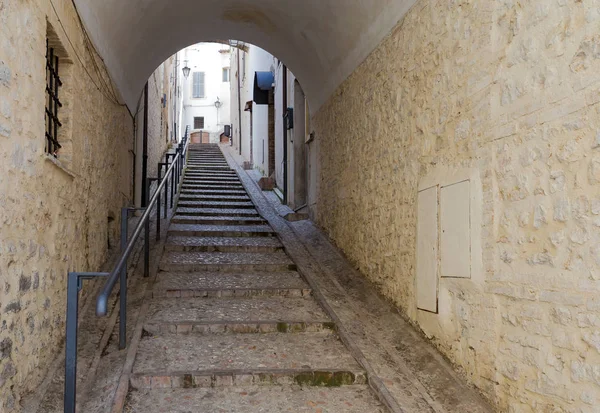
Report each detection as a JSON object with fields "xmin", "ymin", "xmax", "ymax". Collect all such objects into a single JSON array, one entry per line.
[{"xmin": 45, "ymin": 40, "xmax": 62, "ymax": 157}]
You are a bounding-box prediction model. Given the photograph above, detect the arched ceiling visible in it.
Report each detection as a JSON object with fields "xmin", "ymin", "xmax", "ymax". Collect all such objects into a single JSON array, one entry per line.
[{"xmin": 73, "ymin": 0, "xmax": 416, "ymax": 112}]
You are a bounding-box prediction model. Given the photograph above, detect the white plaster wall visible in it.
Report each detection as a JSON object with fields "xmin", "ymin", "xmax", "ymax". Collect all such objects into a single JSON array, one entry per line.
[{"xmin": 179, "ymin": 43, "xmax": 231, "ymax": 142}]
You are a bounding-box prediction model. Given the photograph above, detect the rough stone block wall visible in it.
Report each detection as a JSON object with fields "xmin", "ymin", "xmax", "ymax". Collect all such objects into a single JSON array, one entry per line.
[
  {"xmin": 0, "ymin": 0, "xmax": 134, "ymax": 409},
  {"xmin": 313, "ymin": 0, "xmax": 600, "ymax": 411}
]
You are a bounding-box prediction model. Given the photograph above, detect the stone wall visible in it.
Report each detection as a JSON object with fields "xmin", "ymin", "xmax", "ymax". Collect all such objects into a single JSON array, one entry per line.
[
  {"xmin": 314, "ymin": 0, "xmax": 600, "ymax": 411},
  {"xmin": 0, "ymin": 0, "xmax": 134, "ymax": 409}
]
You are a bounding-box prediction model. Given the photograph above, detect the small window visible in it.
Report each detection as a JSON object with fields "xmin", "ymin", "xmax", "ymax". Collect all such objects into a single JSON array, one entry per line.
[
  {"xmin": 194, "ymin": 117, "xmax": 205, "ymax": 129},
  {"xmin": 45, "ymin": 38, "xmax": 63, "ymax": 157},
  {"xmin": 192, "ymin": 72, "xmax": 205, "ymax": 98},
  {"xmin": 222, "ymin": 67, "xmax": 230, "ymax": 82}
]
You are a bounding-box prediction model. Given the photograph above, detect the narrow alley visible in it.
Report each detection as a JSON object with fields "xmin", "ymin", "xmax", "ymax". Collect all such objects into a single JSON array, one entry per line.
[
  {"xmin": 2, "ymin": 1, "xmax": 600, "ymax": 412},
  {"xmin": 123, "ymin": 144, "xmax": 385, "ymax": 411}
]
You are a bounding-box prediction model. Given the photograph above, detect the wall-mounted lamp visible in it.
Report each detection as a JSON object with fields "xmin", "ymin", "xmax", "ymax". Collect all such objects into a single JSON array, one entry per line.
[
  {"xmin": 182, "ymin": 60, "xmax": 191, "ymax": 79},
  {"xmin": 214, "ymin": 97, "xmax": 222, "ymax": 109}
]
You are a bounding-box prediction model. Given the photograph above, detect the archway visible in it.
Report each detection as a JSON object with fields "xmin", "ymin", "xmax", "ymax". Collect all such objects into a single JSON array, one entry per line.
[{"xmin": 72, "ymin": 0, "xmax": 417, "ymax": 112}]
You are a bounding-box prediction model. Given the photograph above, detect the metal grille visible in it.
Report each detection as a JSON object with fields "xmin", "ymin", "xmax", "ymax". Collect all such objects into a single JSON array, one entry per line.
[{"xmin": 45, "ymin": 39, "xmax": 62, "ymax": 156}]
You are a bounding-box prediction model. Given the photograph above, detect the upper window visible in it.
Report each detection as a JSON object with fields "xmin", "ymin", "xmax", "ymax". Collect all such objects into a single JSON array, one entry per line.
[
  {"xmin": 222, "ymin": 67, "xmax": 230, "ymax": 83},
  {"xmin": 194, "ymin": 117, "xmax": 205, "ymax": 129},
  {"xmin": 192, "ymin": 72, "xmax": 205, "ymax": 98},
  {"xmin": 45, "ymin": 38, "xmax": 63, "ymax": 157}
]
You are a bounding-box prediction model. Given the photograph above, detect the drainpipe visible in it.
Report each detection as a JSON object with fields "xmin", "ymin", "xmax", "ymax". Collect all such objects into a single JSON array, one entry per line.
[
  {"xmin": 236, "ymin": 48, "xmax": 243, "ymax": 155},
  {"xmin": 282, "ymin": 65, "xmax": 288, "ymax": 205},
  {"xmin": 141, "ymin": 81, "xmax": 149, "ymax": 207}
]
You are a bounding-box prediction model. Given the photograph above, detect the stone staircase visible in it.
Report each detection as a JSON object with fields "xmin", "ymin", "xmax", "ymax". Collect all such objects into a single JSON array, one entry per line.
[{"xmin": 124, "ymin": 144, "xmax": 386, "ymax": 412}]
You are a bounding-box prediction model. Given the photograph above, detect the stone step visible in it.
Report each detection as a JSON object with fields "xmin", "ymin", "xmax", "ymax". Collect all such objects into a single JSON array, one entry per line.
[
  {"xmin": 182, "ymin": 178, "xmax": 241, "ymax": 184},
  {"xmin": 183, "ymin": 180, "xmax": 241, "ymax": 186},
  {"xmin": 165, "ymin": 236, "xmax": 281, "ymax": 253},
  {"xmin": 179, "ymin": 194, "xmax": 250, "ymax": 202},
  {"xmin": 179, "ymin": 189, "xmax": 248, "ymax": 196},
  {"xmin": 187, "ymin": 166, "xmax": 232, "ymax": 171},
  {"xmin": 160, "ymin": 251, "xmax": 296, "ymax": 272},
  {"xmin": 183, "ymin": 175, "xmax": 239, "ymax": 180},
  {"xmin": 130, "ymin": 332, "xmax": 364, "ymax": 388},
  {"xmin": 125, "ymin": 386, "xmax": 385, "ymax": 412},
  {"xmin": 170, "ymin": 216, "xmax": 265, "ymax": 225},
  {"xmin": 153, "ymin": 271, "xmax": 310, "ymax": 299},
  {"xmin": 175, "ymin": 207, "xmax": 260, "ymax": 217},
  {"xmin": 184, "ymin": 171, "xmax": 239, "ymax": 180},
  {"xmin": 177, "ymin": 201, "xmax": 255, "ymax": 209},
  {"xmin": 143, "ymin": 297, "xmax": 328, "ymax": 333},
  {"xmin": 167, "ymin": 224, "xmax": 274, "ymax": 238}
]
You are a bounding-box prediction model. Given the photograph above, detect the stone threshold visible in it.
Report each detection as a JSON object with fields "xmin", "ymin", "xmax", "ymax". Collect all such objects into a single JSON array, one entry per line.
[
  {"xmin": 130, "ymin": 368, "xmax": 367, "ymax": 389},
  {"xmin": 152, "ymin": 287, "xmax": 311, "ymax": 298},
  {"xmin": 142, "ymin": 320, "xmax": 335, "ymax": 335}
]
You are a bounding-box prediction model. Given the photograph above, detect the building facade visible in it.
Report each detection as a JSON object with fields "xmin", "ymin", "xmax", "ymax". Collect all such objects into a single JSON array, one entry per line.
[{"xmin": 178, "ymin": 43, "xmax": 231, "ymax": 144}]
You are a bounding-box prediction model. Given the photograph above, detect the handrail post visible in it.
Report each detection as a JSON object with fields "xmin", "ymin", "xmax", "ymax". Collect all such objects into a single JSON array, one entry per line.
[
  {"xmin": 164, "ymin": 161, "xmax": 169, "ymax": 218},
  {"xmin": 119, "ymin": 208, "xmax": 128, "ymax": 350},
  {"xmin": 169, "ymin": 154, "xmax": 175, "ymax": 209},
  {"xmin": 64, "ymin": 272, "xmax": 79, "ymax": 413},
  {"xmin": 156, "ymin": 166, "xmax": 162, "ymax": 241},
  {"xmin": 144, "ymin": 178, "xmax": 150, "ymax": 278}
]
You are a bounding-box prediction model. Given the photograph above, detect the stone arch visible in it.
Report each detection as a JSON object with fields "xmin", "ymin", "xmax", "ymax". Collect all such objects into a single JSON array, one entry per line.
[{"xmin": 73, "ymin": 0, "xmax": 417, "ymax": 113}]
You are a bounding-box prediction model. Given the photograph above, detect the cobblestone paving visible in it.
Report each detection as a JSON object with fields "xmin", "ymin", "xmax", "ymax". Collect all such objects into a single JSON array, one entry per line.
[{"xmin": 125, "ymin": 144, "xmax": 383, "ymax": 412}]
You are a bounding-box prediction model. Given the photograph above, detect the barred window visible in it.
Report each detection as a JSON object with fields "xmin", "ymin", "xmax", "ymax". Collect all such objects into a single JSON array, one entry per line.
[
  {"xmin": 192, "ymin": 72, "xmax": 205, "ymax": 98},
  {"xmin": 45, "ymin": 38, "xmax": 62, "ymax": 157},
  {"xmin": 194, "ymin": 117, "xmax": 205, "ymax": 129}
]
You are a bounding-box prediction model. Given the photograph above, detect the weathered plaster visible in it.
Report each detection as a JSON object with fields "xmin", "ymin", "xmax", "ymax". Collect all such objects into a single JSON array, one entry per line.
[
  {"xmin": 0, "ymin": 0, "xmax": 133, "ymax": 409},
  {"xmin": 314, "ymin": 0, "xmax": 600, "ymax": 410}
]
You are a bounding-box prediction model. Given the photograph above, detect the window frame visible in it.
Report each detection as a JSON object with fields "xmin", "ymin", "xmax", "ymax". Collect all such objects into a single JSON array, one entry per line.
[
  {"xmin": 194, "ymin": 116, "xmax": 205, "ymax": 129},
  {"xmin": 191, "ymin": 71, "xmax": 206, "ymax": 99}
]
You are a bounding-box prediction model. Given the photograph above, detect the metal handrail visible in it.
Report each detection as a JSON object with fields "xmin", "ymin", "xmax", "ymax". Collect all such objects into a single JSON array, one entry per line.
[
  {"xmin": 95, "ymin": 151, "xmax": 180, "ymax": 315},
  {"xmin": 63, "ymin": 128, "xmax": 189, "ymax": 413}
]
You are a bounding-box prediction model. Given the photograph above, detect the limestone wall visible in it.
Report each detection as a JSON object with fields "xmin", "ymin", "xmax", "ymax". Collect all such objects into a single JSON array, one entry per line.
[
  {"xmin": 0, "ymin": 0, "xmax": 134, "ymax": 409},
  {"xmin": 314, "ymin": 0, "xmax": 600, "ymax": 410}
]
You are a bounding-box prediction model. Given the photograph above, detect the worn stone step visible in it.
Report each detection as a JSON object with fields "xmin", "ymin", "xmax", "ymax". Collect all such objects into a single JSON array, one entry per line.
[
  {"xmin": 131, "ymin": 332, "xmax": 364, "ymax": 387},
  {"xmin": 125, "ymin": 386, "xmax": 385, "ymax": 412},
  {"xmin": 167, "ymin": 224, "xmax": 274, "ymax": 238},
  {"xmin": 177, "ymin": 201, "xmax": 255, "ymax": 209},
  {"xmin": 179, "ymin": 194, "xmax": 250, "ymax": 202},
  {"xmin": 165, "ymin": 236, "xmax": 281, "ymax": 253},
  {"xmin": 143, "ymin": 296, "xmax": 328, "ymax": 332},
  {"xmin": 184, "ymin": 175, "xmax": 238, "ymax": 181},
  {"xmin": 153, "ymin": 271, "xmax": 310, "ymax": 299},
  {"xmin": 170, "ymin": 216, "xmax": 265, "ymax": 225},
  {"xmin": 187, "ymin": 167, "xmax": 232, "ymax": 171},
  {"xmin": 182, "ymin": 178, "xmax": 241, "ymax": 184},
  {"xmin": 180, "ymin": 189, "xmax": 248, "ymax": 196},
  {"xmin": 181, "ymin": 184, "xmax": 243, "ymax": 190},
  {"xmin": 160, "ymin": 251, "xmax": 296, "ymax": 272},
  {"xmin": 183, "ymin": 178, "xmax": 241, "ymax": 184},
  {"xmin": 184, "ymin": 174, "xmax": 238, "ymax": 179},
  {"xmin": 175, "ymin": 207, "xmax": 259, "ymax": 217}
]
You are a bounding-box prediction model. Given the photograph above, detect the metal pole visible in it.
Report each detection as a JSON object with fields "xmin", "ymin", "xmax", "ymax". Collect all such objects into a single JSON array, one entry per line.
[
  {"xmin": 64, "ymin": 272, "xmax": 79, "ymax": 413},
  {"xmin": 164, "ymin": 162, "xmax": 169, "ymax": 219},
  {"xmin": 169, "ymin": 154, "xmax": 175, "ymax": 210},
  {"xmin": 119, "ymin": 208, "xmax": 128, "ymax": 350},
  {"xmin": 144, "ymin": 179, "xmax": 150, "ymax": 277},
  {"xmin": 156, "ymin": 166, "xmax": 162, "ymax": 241}
]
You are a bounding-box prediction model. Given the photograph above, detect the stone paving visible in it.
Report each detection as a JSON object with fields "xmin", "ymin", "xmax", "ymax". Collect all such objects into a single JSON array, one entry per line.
[{"xmin": 123, "ymin": 144, "xmax": 383, "ymax": 412}]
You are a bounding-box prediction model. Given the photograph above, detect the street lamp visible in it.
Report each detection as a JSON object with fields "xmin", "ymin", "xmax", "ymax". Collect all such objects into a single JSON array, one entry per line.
[{"xmin": 182, "ymin": 60, "xmax": 190, "ymax": 79}]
